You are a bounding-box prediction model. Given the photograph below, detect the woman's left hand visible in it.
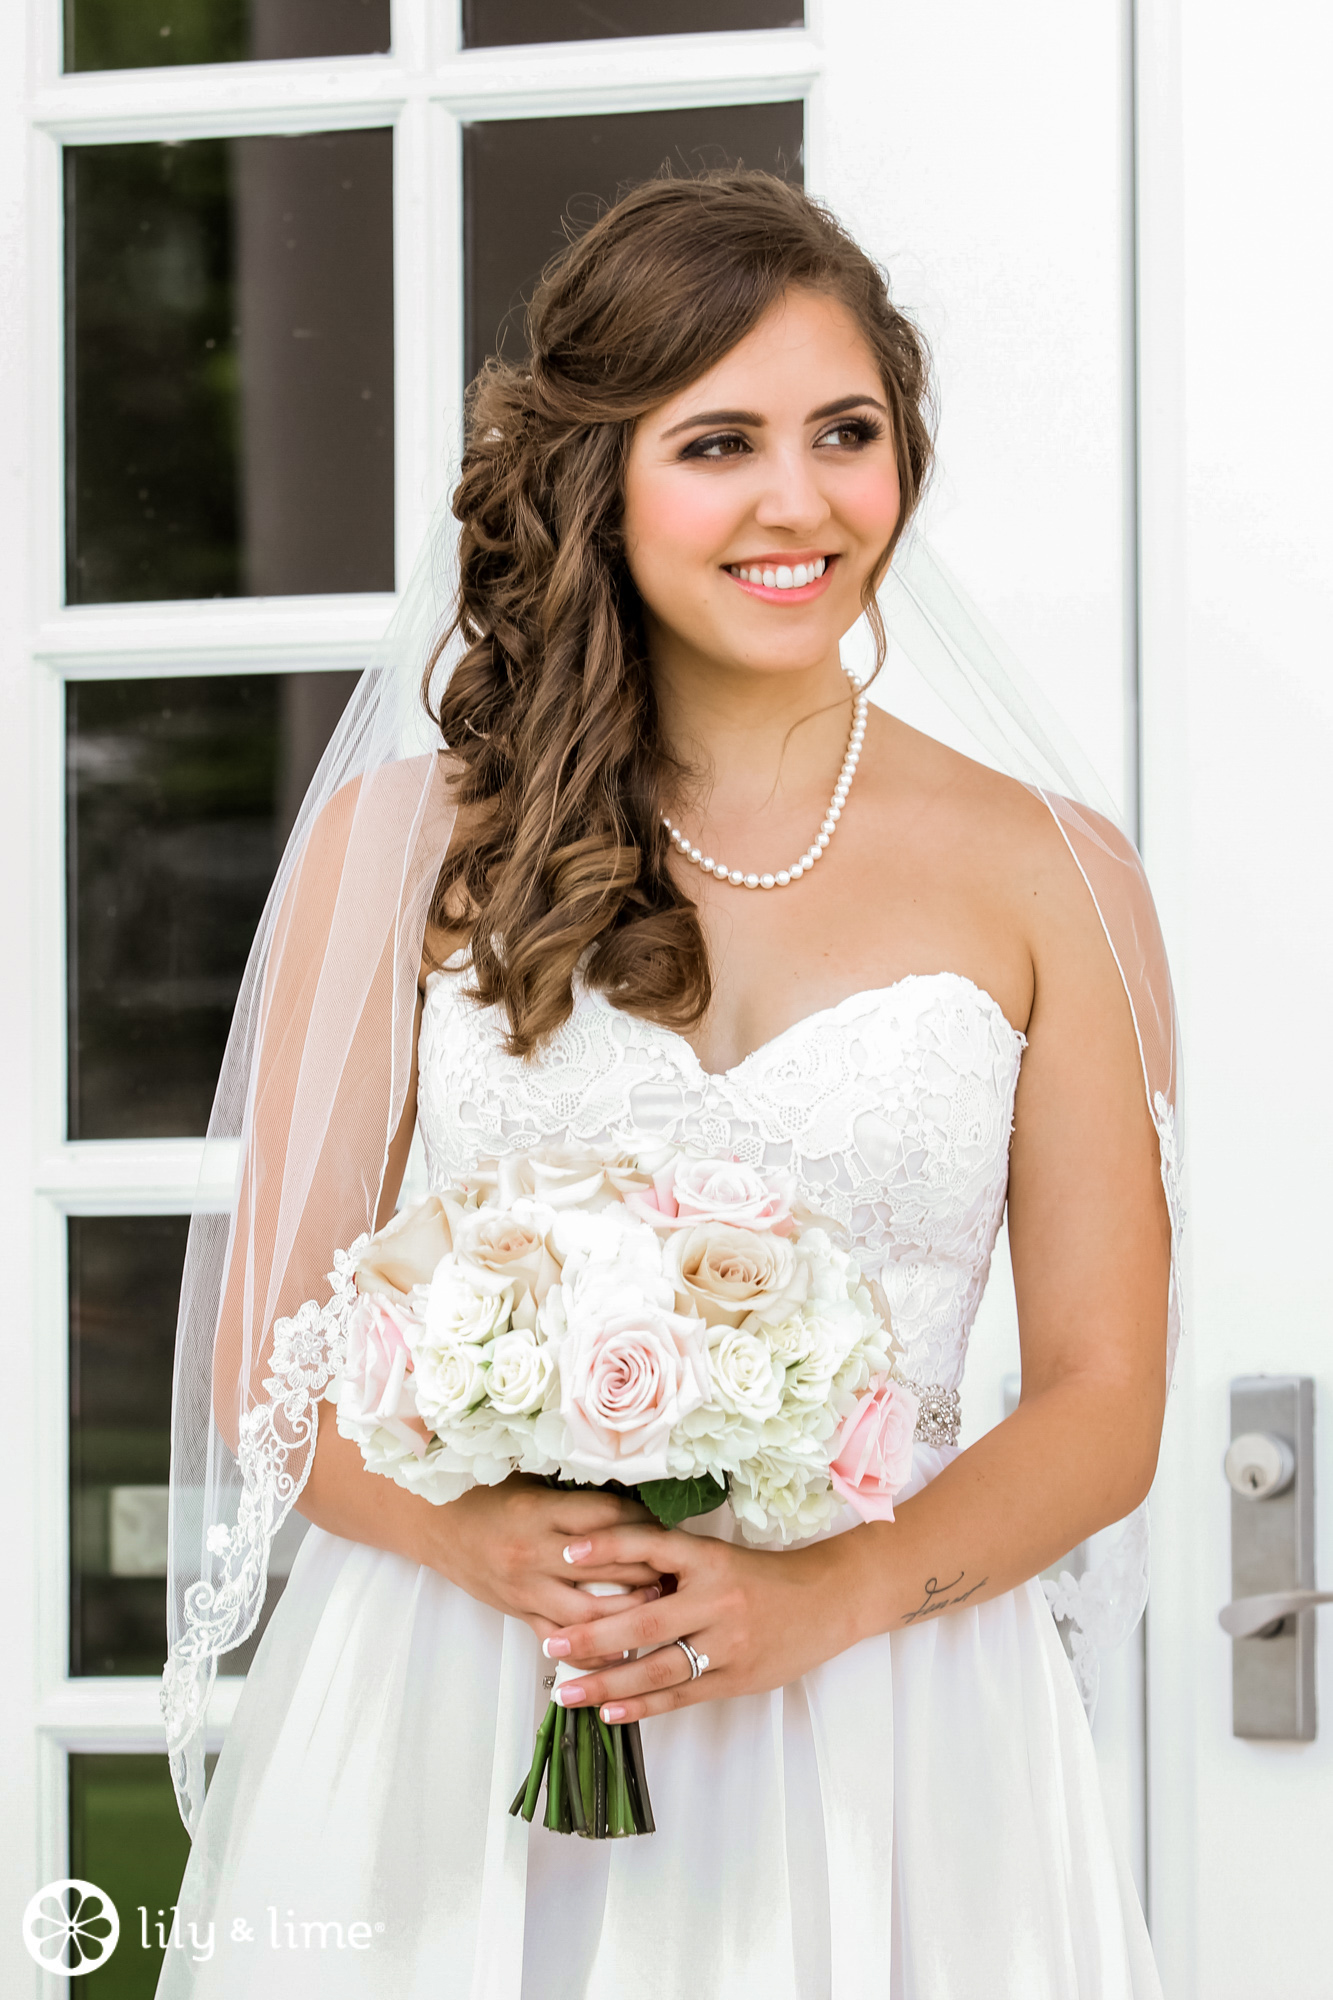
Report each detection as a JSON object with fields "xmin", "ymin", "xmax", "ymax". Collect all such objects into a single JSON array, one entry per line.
[{"xmin": 542, "ymin": 1519, "xmax": 870, "ymax": 1722}]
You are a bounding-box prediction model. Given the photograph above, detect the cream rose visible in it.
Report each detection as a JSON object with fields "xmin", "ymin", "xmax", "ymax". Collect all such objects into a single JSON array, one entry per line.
[
  {"xmin": 552, "ymin": 1276, "xmax": 711, "ymax": 1482},
  {"xmin": 451, "ymin": 1202, "xmax": 559, "ymax": 1311},
  {"xmin": 665, "ymin": 1223, "xmax": 801, "ymax": 1328},
  {"xmin": 355, "ymin": 1196, "xmax": 452, "ymax": 1302}
]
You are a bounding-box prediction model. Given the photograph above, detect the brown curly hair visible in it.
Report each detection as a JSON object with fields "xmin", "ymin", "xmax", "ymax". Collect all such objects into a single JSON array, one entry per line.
[{"xmin": 425, "ymin": 169, "xmax": 933, "ymax": 1056}]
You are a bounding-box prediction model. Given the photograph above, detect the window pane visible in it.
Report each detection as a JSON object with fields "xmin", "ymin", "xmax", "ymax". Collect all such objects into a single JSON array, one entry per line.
[
  {"xmin": 69, "ymin": 1755, "xmax": 200, "ymax": 1991},
  {"xmin": 65, "ymin": 132, "xmax": 393, "ymax": 604},
  {"xmin": 464, "ymin": 1, "xmax": 802, "ymax": 46},
  {"xmin": 463, "ymin": 102, "xmax": 803, "ymax": 382},
  {"xmin": 65, "ymin": 0, "xmax": 391, "ymax": 72},
  {"xmin": 67, "ymin": 671, "xmax": 360, "ymax": 1140},
  {"xmin": 70, "ymin": 1215, "xmax": 305, "ymax": 1677}
]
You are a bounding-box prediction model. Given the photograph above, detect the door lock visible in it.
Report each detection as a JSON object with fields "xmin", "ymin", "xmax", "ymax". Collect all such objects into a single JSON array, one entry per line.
[{"xmin": 1219, "ymin": 1378, "xmax": 1317, "ymax": 1739}]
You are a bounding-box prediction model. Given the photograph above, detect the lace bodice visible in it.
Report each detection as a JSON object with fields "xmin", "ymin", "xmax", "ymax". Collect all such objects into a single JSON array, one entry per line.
[{"xmin": 416, "ymin": 967, "xmax": 1025, "ymax": 1395}]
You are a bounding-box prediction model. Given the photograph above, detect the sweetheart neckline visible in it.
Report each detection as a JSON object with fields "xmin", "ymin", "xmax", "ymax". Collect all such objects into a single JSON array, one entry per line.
[
  {"xmin": 425, "ymin": 963, "xmax": 1026, "ymax": 1082},
  {"xmin": 583, "ymin": 969, "xmax": 1026, "ymax": 1080}
]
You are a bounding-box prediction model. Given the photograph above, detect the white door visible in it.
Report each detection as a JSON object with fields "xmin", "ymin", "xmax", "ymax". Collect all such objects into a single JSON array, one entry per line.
[
  {"xmin": 1138, "ymin": 2, "xmax": 1333, "ymax": 1994},
  {"xmin": 0, "ymin": 1, "xmax": 1151, "ymax": 1991}
]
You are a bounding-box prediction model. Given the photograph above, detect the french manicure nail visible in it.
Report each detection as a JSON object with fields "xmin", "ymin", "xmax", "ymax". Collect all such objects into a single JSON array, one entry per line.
[
  {"xmin": 542, "ymin": 1637, "xmax": 571, "ymax": 1659},
  {"xmin": 562, "ymin": 1540, "xmax": 593, "ymax": 1564},
  {"xmin": 555, "ymin": 1685, "xmax": 585, "ymax": 1706},
  {"xmin": 600, "ymin": 1704, "xmax": 627, "ymax": 1723},
  {"xmin": 644, "ymin": 1586, "xmax": 662, "ymax": 1601}
]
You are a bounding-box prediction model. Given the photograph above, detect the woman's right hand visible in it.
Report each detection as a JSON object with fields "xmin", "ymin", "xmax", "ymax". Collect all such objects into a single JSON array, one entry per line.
[{"xmin": 419, "ymin": 1475, "xmax": 668, "ymax": 1650}]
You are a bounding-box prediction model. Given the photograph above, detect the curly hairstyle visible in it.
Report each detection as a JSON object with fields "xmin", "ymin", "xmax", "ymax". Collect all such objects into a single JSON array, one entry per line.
[{"xmin": 425, "ymin": 169, "xmax": 933, "ymax": 1056}]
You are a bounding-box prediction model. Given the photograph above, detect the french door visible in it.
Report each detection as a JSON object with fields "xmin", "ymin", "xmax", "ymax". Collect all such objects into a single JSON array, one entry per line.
[{"xmin": 1, "ymin": 2, "xmax": 1151, "ymax": 1991}]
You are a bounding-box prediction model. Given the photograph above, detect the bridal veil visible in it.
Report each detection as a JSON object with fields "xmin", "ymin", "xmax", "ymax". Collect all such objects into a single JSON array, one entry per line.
[{"xmin": 160, "ymin": 514, "xmax": 1183, "ymax": 1832}]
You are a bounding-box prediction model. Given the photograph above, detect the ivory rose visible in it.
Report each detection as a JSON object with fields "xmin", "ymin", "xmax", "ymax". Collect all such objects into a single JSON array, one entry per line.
[
  {"xmin": 333, "ymin": 1295, "xmax": 431, "ymax": 1458},
  {"xmin": 828, "ymin": 1379, "xmax": 920, "ymax": 1522},
  {"xmin": 425, "ymin": 1258, "xmax": 514, "ymax": 1346},
  {"xmin": 452, "ymin": 1202, "xmax": 559, "ymax": 1311},
  {"xmin": 412, "ymin": 1337, "xmax": 488, "ymax": 1429},
  {"xmin": 355, "ymin": 1196, "xmax": 452, "ymax": 1302},
  {"xmin": 666, "ymin": 1223, "xmax": 801, "ymax": 1328},
  {"xmin": 552, "ymin": 1276, "xmax": 710, "ymax": 1482}
]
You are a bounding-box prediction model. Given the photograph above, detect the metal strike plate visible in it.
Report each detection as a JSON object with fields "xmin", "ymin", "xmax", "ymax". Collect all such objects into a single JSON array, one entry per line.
[{"xmin": 1229, "ymin": 1376, "xmax": 1316, "ymax": 1740}]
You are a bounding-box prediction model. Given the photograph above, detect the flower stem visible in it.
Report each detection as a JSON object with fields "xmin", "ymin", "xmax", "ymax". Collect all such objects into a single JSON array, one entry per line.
[
  {"xmin": 576, "ymin": 1706, "xmax": 595, "ymax": 1831},
  {"xmin": 624, "ymin": 1720, "xmax": 655, "ymax": 1834},
  {"xmin": 514, "ymin": 1701, "xmax": 557, "ymax": 1822},
  {"xmin": 562, "ymin": 1721, "xmax": 588, "ymax": 1835},
  {"xmin": 544, "ymin": 1705, "xmax": 567, "ymax": 1832}
]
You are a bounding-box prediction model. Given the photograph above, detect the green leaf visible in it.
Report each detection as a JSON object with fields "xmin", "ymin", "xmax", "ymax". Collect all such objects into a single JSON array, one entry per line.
[{"xmin": 636, "ymin": 1473, "xmax": 728, "ymax": 1527}]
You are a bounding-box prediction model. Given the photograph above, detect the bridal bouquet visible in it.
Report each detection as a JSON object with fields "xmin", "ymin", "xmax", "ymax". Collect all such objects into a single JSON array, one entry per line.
[{"xmin": 323, "ymin": 1141, "xmax": 917, "ymax": 1837}]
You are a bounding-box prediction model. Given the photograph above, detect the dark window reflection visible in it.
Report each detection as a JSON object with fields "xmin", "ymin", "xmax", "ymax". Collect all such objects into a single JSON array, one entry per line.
[
  {"xmin": 464, "ymin": 1, "xmax": 802, "ymax": 46},
  {"xmin": 70, "ymin": 1757, "xmax": 194, "ymax": 1983},
  {"xmin": 70, "ymin": 1216, "xmax": 303, "ymax": 1677},
  {"xmin": 65, "ymin": 132, "xmax": 393, "ymax": 604},
  {"xmin": 65, "ymin": 0, "xmax": 390, "ymax": 72},
  {"xmin": 463, "ymin": 102, "xmax": 803, "ymax": 382},
  {"xmin": 67, "ymin": 671, "xmax": 359, "ymax": 1140}
]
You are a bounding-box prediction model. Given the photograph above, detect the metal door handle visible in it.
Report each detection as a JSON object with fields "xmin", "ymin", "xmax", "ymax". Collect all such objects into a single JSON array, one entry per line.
[{"xmin": 1219, "ymin": 1590, "xmax": 1333, "ymax": 1640}]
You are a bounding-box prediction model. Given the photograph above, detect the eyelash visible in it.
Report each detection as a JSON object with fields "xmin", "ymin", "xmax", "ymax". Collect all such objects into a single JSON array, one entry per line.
[{"xmin": 680, "ymin": 416, "xmax": 885, "ymax": 461}]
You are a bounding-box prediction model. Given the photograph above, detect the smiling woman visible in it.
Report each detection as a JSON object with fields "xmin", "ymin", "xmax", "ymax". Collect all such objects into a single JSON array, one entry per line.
[{"xmin": 160, "ymin": 169, "xmax": 1175, "ymax": 2000}]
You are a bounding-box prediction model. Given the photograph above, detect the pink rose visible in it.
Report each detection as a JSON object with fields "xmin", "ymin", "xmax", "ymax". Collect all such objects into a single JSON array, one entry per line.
[
  {"xmin": 829, "ymin": 1380, "xmax": 920, "ymax": 1522},
  {"xmin": 555, "ymin": 1279, "xmax": 711, "ymax": 1482},
  {"xmin": 628, "ymin": 1157, "xmax": 794, "ymax": 1233},
  {"xmin": 339, "ymin": 1296, "xmax": 431, "ymax": 1458}
]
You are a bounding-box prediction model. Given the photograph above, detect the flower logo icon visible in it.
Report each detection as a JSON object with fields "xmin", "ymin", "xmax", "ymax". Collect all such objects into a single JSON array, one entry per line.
[{"xmin": 22, "ymin": 1879, "xmax": 119, "ymax": 1977}]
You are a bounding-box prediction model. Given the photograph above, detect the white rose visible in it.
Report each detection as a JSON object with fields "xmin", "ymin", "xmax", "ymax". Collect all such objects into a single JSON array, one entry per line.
[
  {"xmin": 710, "ymin": 1325, "xmax": 785, "ymax": 1421},
  {"xmin": 552, "ymin": 1211, "xmax": 670, "ymax": 1299},
  {"xmin": 485, "ymin": 1329, "xmax": 555, "ymax": 1416},
  {"xmin": 425, "ymin": 1256, "xmax": 513, "ymax": 1345},
  {"xmin": 412, "ymin": 1339, "xmax": 487, "ymax": 1429}
]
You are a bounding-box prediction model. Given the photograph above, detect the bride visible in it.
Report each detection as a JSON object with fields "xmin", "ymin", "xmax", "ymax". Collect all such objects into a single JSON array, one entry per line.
[{"xmin": 159, "ymin": 170, "xmax": 1176, "ymax": 1998}]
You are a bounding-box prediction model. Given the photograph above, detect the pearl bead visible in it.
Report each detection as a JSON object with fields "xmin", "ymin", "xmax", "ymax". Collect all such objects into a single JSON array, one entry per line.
[{"xmin": 659, "ymin": 668, "xmax": 862, "ymax": 890}]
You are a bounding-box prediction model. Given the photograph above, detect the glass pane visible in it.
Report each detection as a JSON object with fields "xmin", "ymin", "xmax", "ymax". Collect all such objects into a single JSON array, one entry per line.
[
  {"xmin": 67, "ymin": 671, "xmax": 360, "ymax": 1140},
  {"xmin": 69, "ymin": 1216, "xmax": 184, "ymax": 1677},
  {"xmin": 69, "ymin": 1754, "xmax": 203, "ymax": 1993},
  {"xmin": 463, "ymin": 101, "xmax": 803, "ymax": 382},
  {"xmin": 65, "ymin": 0, "xmax": 391, "ymax": 72},
  {"xmin": 65, "ymin": 132, "xmax": 393, "ymax": 604},
  {"xmin": 70, "ymin": 1215, "xmax": 305, "ymax": 1677},
  {"xmin": 464, "ymin": 0, "xmax": 802, "ymax": 46}
]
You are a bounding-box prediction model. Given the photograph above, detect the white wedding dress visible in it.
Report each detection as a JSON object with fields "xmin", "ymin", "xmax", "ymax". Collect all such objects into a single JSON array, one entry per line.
[{"xmin": 159, "ymin": 964, "xmax": 1161, "ymax": 2000}]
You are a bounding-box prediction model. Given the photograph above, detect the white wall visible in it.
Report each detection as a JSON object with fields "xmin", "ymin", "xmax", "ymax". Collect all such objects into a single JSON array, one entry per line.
[{"xmin": 1144, "ymin": 1, "xmax": 1333, "ymax": 1993}]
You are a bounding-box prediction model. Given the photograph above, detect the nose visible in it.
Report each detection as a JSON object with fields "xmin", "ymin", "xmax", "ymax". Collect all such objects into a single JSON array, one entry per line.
[{"xmin": 752, "ymin": 442, "xmax": 833, "ymax": 539}]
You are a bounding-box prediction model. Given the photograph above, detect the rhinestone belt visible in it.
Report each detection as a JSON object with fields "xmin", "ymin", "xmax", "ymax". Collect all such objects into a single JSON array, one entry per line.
[{"xmin": 908, "ymin": 1383, "xmax": 961, "ymax": 1449}]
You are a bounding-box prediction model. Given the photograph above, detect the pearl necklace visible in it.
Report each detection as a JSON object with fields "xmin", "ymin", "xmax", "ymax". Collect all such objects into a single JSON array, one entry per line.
[{"xmin": 662, "ymin": 677, "xmax": 868, "ymax": 890}]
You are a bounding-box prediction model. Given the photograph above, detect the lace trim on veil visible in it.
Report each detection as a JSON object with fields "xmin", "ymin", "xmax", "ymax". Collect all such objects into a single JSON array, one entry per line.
[{"xmin": 161, "ymin": 1252, "xmax": 357, "ymax": 1829}]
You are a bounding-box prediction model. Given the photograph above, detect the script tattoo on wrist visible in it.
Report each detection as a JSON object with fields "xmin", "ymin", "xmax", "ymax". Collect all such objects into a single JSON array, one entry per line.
[{"xmin": 901, "ymin": 1570, "xmax": 988, "ymax": 1624}]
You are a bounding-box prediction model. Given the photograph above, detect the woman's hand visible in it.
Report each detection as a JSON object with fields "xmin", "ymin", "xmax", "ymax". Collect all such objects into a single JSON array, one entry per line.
[
  {"xmin": 418, "ymin": 1477, "xmax": 665, "ymax": 1650},
  {"xmin": 538, "ymin": 1521, "xmax": 868, "ymax": 1722}
]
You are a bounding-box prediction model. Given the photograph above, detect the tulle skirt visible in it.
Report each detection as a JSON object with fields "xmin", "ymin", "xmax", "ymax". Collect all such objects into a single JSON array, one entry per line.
[{"xmin": 157, "ymin": 1447, "xmax": 1161, "ymax": 1999}]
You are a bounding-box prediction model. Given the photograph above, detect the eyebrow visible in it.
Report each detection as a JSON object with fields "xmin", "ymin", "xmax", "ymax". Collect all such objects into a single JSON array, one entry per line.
[{"xmin": 660, "ymin": 392, "xmax": 889, "ymax": 439}]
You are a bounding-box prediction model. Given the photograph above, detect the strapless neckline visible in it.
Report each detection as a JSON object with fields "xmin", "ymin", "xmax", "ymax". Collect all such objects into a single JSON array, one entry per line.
[{"xmin": 578, "ymin": 968, "xmax": 1025, "ymax": 1081}]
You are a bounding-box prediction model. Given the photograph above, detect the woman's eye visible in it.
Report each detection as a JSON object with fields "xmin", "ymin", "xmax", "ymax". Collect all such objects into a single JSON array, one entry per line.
[
  {"xmin": 680, "ymin": 432, "xmax": 751, "ymax": 461},
  {"xmin": 817, "ymin": 418, "xmax": 883, "ymax": 449}
]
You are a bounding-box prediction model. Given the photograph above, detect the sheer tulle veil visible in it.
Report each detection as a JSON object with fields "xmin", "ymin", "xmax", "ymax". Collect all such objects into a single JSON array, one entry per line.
[{"xmin": 161, "ymin": 509, "xmax": 1183, "ymax": 1832}]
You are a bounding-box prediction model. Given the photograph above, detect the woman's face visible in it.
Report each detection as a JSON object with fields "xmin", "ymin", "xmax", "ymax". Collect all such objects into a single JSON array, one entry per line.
[{"xmin": 622, "ymin": 288, "xmax": 902, "ymax": 685}]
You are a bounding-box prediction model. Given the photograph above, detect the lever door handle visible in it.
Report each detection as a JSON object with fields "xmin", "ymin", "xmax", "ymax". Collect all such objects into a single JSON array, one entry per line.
[{"xmin": 1219, "ymin": 1590, "xmax": 1333, "ymax": 1639}]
